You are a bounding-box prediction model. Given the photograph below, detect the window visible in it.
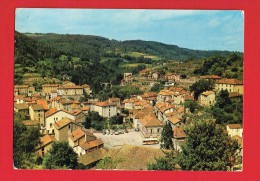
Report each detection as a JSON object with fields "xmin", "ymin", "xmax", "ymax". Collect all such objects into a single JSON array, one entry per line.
[
  {"xmin": 157, "ymin": 128, "xmax": 160, "ymax": 133},
  {"xmin": 50, "ymin": 123, "xmax": 52, "ymax": 128},
  {"xmin": 52, "ymin": 129, "xmax": 54, "ymax": 134},
  {"xmin": 150, "ymin": 129, "xmax": 153, "ymax": 134}
]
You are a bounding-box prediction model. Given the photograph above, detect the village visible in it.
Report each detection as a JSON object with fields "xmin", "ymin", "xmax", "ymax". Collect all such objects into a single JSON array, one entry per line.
[{"xmin": 14, "ymin": 68, "xmax": 244, "ymax": 169}]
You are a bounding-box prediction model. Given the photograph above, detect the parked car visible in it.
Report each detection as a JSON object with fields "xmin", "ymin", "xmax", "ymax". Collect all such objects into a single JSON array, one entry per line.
[
  {"xmin": 125, "ymin": 129, "xmax": 129, "ymax": 133},
  {"xmin": 115, "ymin": 131, "xmax": 119, "ymax": 135}
]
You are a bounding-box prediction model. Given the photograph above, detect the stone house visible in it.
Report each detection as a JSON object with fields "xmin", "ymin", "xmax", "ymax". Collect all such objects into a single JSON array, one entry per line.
[
  {"xmin": 173, "ymin": 127, "xmax": 187, "ymax": 151},
  {"xmin": 94, "ymin": 102, "xmax": 117, "ymax": 118},
  {"xmin": 53, "ymin": 117, "xmax": 81, "ymax": 142},
  {"xmin": 42, "ymin": 84, "xmax": 59, "ymax": 95},
  {"xmin": 198, "ymin": 91, "xmax": 216, "ymax": 107},
  {"xmin": 44, "ymin": 108, "xmax": 75, "ymax": 135},
  {"xmin": 35, "ymin": 135, "xmax": 56, "ymax": 157},
  {"xmin": 215, "ymin": 78, "xmax": 243, "ymax": 95},
  {"xmin": 14, "ymin": 103, "xmax": 28, "ymax": 115},
  {"xmin": 29, "ymin": 104, "xmax": 45, "ymax": 127},
  {"xmin": 138, "ymin": 114, "xmax": 164, "ymax": 139},
  {"xmin": 227, "ymin": 124, "xmax": 243, "ymax": 138}
]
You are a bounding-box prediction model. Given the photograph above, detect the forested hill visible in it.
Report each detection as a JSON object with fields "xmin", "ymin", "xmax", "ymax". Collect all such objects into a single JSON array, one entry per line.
[{"xmin": 21, "ymin": 32, "xmax": 239, "ymax": 61}]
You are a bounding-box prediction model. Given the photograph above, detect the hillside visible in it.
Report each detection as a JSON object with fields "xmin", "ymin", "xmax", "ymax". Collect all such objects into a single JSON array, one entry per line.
[
  {"xmin": 14, "ymin": 31, "xmax": 243, "ymax": 93},
  {"xmin": 25, "ymin": 32, "xmax": 237, "ymax": 61}
]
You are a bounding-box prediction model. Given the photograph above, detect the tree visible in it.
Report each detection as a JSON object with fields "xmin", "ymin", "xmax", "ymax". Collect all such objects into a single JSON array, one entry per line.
[
  {"xmin": 14, "ymin": 117, "xmax": 41, "ymax": 168},
  {"xmin": 148, "ymin": 157, "xmax": 173, "ymax": 170},
  {"xmin": 43, "ymin": 141, "xmax": 78, "ymax": 169},
  {"xmin": 190, "ymin": 79, "xmax": 214, "ymax": 100},
  {"xmin": 177, "ymin": 119, "xmax": 240, "ymax": 171},
  {"xmin": 148, "ymin": 150, "xmax": 177, "ymax": 170},
  {"xmin": 160, "ymin": 122, "xmax": 173, "ymax": 149},
  {"xmin": 151, "ymin": 83, "xmax": 164, "ymax": 92},
  {"xmin": 184, "ymin": 100, "xmax": 200, "ymax": 113},
  {"xmin": 211, "ymin": 90, "xmax": 242, "ymax": 124},
  {"xmin": 84, "ymin": 111, "xmax": 104, "ymax": 131}
]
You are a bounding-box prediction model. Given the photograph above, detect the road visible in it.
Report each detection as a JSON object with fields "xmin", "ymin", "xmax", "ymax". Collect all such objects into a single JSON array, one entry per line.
[{"xmin": 93, "ymin": 131, "xmax": 160, "ymax": 149}]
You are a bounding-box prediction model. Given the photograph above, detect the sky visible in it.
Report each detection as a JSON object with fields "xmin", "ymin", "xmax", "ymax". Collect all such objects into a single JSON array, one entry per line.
[{"xmin": 15, "ymin": 9, "xmax": 244, "ymax": 52}]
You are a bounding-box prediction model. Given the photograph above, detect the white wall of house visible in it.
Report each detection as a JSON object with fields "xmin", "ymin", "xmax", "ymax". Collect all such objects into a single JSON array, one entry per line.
[
  {"xmin": 45, "ymin": 111, "xmax": 74, "ymax": 134},
  {"xmin": 124, "ymin": 102, "xmax": 134, "ymax": 110},
  {"xmin": 94, "ymin": 105, "xmax": 117, "ymax": 118},
  {"xmin": 227, "ymin": 127, "xmax": 243, "ymax": 137}
]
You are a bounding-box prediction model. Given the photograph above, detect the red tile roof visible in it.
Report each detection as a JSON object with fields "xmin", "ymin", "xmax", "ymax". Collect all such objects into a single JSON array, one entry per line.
[
  {"xmin": 14, "ymin": 103, "xmax": 28, "ymax": 110},
  {"xmin": 139, "ymin": 115, "xmax": 163, "ymax": 127},
  {"xmin": 79, "ymin": 138, "xmax": 104, "ymax": 150},
  {"xmin": 15, "ymin": 85, "xmax": 29, "ymax": 88},
  {"xmin": 45, "ymin": 108, "xmax": 58, "ymax": 118},
  {"xmin": 95, "ymin": 101, "xmax": 116, "ymax": 107},
  {"xmin": 36, "ymin": 99, "xmax": 49, "ymax": 109},
  {"xmin": 37, "ymin": 135, "xmax": 56, "ymax": 148},
  {"xmin": 58, "ymin": 85, "xmax": 83, "ymax": 89},
  {"xmin": 42, "ymin": 84, "xmax": 59, "ymax": 87},
  {"xmin": 227, "ymin": 124, "xmax": 242, "ymax": 129},
  {"xmin": 168, "ymin": 116, "xmax": 181, "ymax": 125},
  {"xmin": 54, "ymin": 117, "xmax": 72, "ymax": 130},
  {"xmin": 200, "ymin": 75, "xmax": 221, "ymax": 79},
  {"xmin": 201, "ymin": 91, "xmax": 215, "ymax": 96},
  {"xmin": 69, "ymin": 128, "xmax": 92, "ymax": 142},
  {"xmin": 30, "ymin": 104, "xmax": 45, "ymax": 111},
  {"xmin": 216, "ymin": 79, "xmax": 243, "ymax": 85},
  {"xmin": 173, "ymin": 127, "xmax": 186, "ymax": 139},
  {"xmin": 168, "ymin": 87, "xmax": 184, "ymax": 92}
]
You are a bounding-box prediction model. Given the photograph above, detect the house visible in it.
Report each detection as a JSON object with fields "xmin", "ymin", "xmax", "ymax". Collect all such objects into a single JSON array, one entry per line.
[
  {"xmin": 29, "ymin": 104, "xmax": 45, "ymax": 127},
  {"xmin": 139, "ymin": 69, "xmax": 149, "ymax": 76},
  {"xmin": 167, "ymin": 116, "xmax": 182, "ymax": 129},
  {"xmin": 57, "ymin": 85, "xmax": 84, "ymax": 96},
  {"xmin": 45, "ymin": 108, "xmax": 75, "ymax": 135},
  {"xmin": 133, "ymin": 105, "xmax": 154, "ymax": 128},
  {"xmin": 137, "ymin": 92, "xmax": 157, "ymax": 105},
  {"xmin": 68, "ymin": 128, "xmax": 96, "ymax": 148},
  {"xmin": 78, "ymin": 148, "xmax": 107, "ymax": 169},
  {"xmin": 157, "ymin": 89, "xmax": 174, "ymax": 103},
  {"xmin": 14, "ymin": 103, "xmax": 28, "ymax": 115},
  {"xmin": 165, "ymin": 73, "xmax": 181, "ymax": 82},
  {"xmin": 14, "ymin": 85, "xmax": 35, "ymax": 95},
  {"xmin": 173, "ymin": 127, "xmax": 187, "ymax": 151},
  {"xmin": 54, "ymin": 117, "xmax": 81, "ymax": 141},
  {"xmin": 71, "ymin": 109, "xmax": 86, "ymax": 124},
  {"xmin": 108, "ymin": 97, "xmax": 121, "ymax": 107},
  {"xmin": 22, "ymin": 120, "xmax": 39, "ymax": 127},
  {"xmin": 94, "ymin": 102, "xmax": 117, "ymax": 118},
  {"xmin": 42, "ymin": 84, "xmax": 59, "ymax": 95},
  {"xmin": 76, "ymin": 139, "xmax": 104, "ymax": 156},
  {"xmin": 155, "ymin": 102, "xmax": 177, "ymax": 122},
  {"xmin": 52, "ymin": 98, "xmax": 75, "ymax": 111},
  {"xmin": 69, "ymin": 128, "xmax": 99, "ymax": 156},
  {"xmin": 215, "ymin": 78, "xmax": 243, "ymax": 95},
  {"xmin": 227, "ymin": 124, "xmax": 243, "ymax": 137},
  {"xmin": 35, "ymin": 135, "xmax": 56, "ymax": 157},
  {"xmin": 122, "ymin": 99, "xmax": 135, "ymax": 110},
  {"xmin": 152, "ymin": 72, "xmax": 160, "ymax": 80},
  {"xmin": 82, "ymin": 84, "xmax": 92, "ymax": 95},
  {"xmin": 123, "ymin": 73, "xmax": 133, "ymax": 83},
  {"xmin": 138, "ymin": 115, "xmax": 164, "ymax": 139},
  {"xmin": 200, "ymin": 75, "xmax": 221, "ymax": 81},
  {"xmin": 198, "ymin": 91, "xmax": 216, "ymax": 107}
]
